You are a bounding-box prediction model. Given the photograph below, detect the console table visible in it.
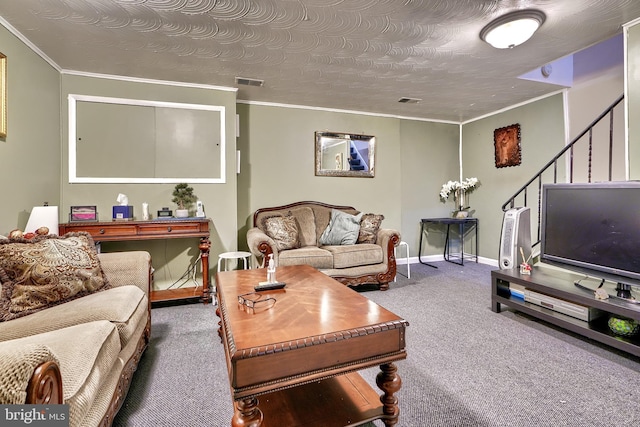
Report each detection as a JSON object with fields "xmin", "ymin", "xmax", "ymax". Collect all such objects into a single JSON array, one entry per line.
[
  {"xmin": 492, "ymin": 266, "xmax": 640, "ymax": 357},
  {"xmin": 419, "ymin": 217, "xmax": 478, "ymax": 267},
  {"xmin": 59, "ymin": 218, "xmax": 212, "ymax": 304}
]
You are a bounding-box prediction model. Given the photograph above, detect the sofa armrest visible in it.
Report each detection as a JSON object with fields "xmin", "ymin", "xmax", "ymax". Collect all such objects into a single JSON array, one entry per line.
[
  {"xmin": 246, "ymin": 227, "xmax": 279, "ymax": 267},
  {"xmin": 376, "ymin": 228, "xmax": 401, "ymax": 258},
  {"xmin": 98, "ymin": 251, "xmax": 152, "ymax": 295},
  {"xmin": 0, "ymin": 342, "xmax": 62, "ymax": 404}
]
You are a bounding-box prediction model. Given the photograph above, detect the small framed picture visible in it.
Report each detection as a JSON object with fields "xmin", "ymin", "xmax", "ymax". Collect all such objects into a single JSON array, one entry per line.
[{"xmin": 70, "ymin": 206, "xmax": 98, "ymax": 222}]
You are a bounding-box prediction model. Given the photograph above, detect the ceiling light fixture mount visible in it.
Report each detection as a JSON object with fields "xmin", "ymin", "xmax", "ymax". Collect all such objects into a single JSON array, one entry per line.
[{"xmin": 480, "ymin": 9, "xmax": 546, "ymax": 49}]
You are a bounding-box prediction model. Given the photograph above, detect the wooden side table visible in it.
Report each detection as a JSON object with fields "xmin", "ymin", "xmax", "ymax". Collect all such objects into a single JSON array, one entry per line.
[{"xmin": 59, "ymin": 218, "xmax": 212, "ymax": 304}]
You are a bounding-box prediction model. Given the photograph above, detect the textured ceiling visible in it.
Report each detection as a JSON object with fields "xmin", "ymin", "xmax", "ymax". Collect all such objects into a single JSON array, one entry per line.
[{"xmin": 0, "ymin": 0, "xmax": 639, "ymax": 122}]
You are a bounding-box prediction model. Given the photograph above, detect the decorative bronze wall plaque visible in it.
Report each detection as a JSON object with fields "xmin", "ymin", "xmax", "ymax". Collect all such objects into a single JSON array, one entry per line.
[{"xmin": 494, "ymin": 123, "xmax": 521, "ymax": 168}]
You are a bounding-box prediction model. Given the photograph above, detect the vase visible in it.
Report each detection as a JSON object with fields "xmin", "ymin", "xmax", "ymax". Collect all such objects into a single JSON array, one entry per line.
[
  {"xmin": 454, "ymin": 189, "xmax": 465, "ymax": 212},
  {"xmin": 452, "ymin": 189, "xmax": 469, "ymax": 218},
  {"xmin": 175, "ymin": 209, "xmax": 189, "ymax": 218}
]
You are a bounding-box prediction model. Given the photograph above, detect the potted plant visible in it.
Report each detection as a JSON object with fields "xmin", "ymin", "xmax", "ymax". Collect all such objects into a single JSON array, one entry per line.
[{"xmin": 172, "ymin": 183, "xmax": 197, "ymax": 218}]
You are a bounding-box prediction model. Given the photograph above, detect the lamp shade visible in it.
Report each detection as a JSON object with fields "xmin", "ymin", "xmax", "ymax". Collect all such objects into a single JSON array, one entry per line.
[
  {"xmin": 480, "ymin": 10, "xmax": 546, "ymax": 49},
  {"xmin": 25, "ymin": 206, "xmax": 59, "ymax": 235}
]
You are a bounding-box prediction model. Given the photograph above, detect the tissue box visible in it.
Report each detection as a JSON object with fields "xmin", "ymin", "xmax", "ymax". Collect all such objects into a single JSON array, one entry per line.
[{"xmin": 112, "ymin": 206, "xmax": 133, "ymax": 220}]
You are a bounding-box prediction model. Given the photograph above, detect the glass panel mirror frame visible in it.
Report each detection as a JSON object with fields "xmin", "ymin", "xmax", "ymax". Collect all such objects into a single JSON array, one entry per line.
[
  {"xmin": 314, "ymin": 131, "xmax": 375, "ymax": 178},
  {"xmin": 68, "ymin": 94, "xmax": 226, "ymax": 184}
]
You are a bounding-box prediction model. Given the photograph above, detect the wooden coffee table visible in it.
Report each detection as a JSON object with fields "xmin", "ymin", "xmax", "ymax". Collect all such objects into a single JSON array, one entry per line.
[{"xmin": 215, "ymin": 264, "xmax": 409, "ymax": 427}]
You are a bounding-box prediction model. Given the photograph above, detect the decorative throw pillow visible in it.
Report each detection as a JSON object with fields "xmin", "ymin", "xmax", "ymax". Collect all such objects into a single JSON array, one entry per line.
[
  {"xmin": 262, "ymin": 213, "xmax": 300, "ymax": 251},
  {"xmin": 357, "ymin": 213, "xmax": 385, "ymax": 244},
  {"xmin": 0, "ymin": 232, "xmax": 111, "ymax": 322},
  {"xmin": 319, "ymin": 209, "xmax": 364, "ymax": 246}
]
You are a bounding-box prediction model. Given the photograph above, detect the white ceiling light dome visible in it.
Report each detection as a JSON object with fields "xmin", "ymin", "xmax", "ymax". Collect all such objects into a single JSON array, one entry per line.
[{"xmin": 480, "ymin": 10, "xmax": 546, "ymax": 49}]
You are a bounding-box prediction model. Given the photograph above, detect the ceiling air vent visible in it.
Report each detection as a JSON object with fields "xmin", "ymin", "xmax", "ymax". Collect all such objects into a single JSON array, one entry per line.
[
  {"xmin": 235, "ymin": 77, "xmax": 264, "ymax": 87},
  {"xmin": 398, "ymin": 97, "xmax": 421, "ymax": 104}
]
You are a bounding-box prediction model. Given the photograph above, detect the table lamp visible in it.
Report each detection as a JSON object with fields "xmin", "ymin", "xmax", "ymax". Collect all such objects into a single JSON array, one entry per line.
[{"xmin": 25, "ymin": 204, "xmax": 59, "ymax": 235}]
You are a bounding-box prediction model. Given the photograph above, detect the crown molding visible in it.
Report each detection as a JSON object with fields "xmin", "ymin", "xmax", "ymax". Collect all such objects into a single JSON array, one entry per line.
[
  {"xmin": 62, "ymin": 70, "xmax": 237, "ymax": 92},
  {"xmin": 0, "ymin": 16, "xmax": 61, "ymax": 72},
  {"xmin": 236, "ymin": 99, "xmax": 459, "ymax": 124}
]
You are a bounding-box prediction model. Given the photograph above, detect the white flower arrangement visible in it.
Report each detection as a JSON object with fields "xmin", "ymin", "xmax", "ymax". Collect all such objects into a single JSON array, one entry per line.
[{"xmin": 439, "ymin": 177, "xmax": 480, "ymax": 201}]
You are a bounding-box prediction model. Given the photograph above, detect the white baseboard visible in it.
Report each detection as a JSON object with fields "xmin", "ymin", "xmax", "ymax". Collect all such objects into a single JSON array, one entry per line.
[
  {"xmin": 395, "ymin": 255, "xmax": 442, "ymax": 265},
  {"xmin": 477, "ymin": 256, "xmax": 499, "ymax": 267},
  {"xmin": 397, "ymin": 255, "xmax": 498, "ymax": 267}
]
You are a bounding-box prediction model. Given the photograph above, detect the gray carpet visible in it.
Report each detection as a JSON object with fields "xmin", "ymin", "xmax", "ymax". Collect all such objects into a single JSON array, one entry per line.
[{"xmin": 114, "ymin": 262, "xmax": 640, "ymax": 426}]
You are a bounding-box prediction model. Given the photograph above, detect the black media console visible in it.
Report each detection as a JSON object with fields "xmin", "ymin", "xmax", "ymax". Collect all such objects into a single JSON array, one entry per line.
[{"xmin": 492, "ymin": 266, "xmax": 640, "ymax": 357}]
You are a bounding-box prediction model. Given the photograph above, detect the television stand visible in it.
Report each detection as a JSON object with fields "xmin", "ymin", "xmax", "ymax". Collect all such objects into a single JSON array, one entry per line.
[
  {"xmin": 492, "ymin": 265, "xmax": 640, "ymax": 357},
  {"xmin": 574, "ymin": 280, "xmax": 640, "ymax": 304}
]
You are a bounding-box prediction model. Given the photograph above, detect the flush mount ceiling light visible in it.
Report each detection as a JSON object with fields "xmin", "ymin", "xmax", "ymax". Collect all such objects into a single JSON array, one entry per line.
[{"xmin": 480, "ymin": 9, "xmax": 546, "ymax": 49}]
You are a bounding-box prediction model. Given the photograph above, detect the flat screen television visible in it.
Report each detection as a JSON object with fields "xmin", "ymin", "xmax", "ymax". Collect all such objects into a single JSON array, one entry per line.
[{"xmin": 540, "ymin": 181, "xmax": 640, "ymax": 299}]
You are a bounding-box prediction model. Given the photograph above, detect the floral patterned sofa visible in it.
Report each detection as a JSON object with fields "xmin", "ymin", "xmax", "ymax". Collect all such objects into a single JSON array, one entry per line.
[{"xmin": 246, "ymin": 201, "xmax": 400, "ymax": 290}]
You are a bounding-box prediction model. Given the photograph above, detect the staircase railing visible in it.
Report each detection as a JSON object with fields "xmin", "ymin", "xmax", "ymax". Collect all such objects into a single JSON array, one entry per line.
[{"xmin": 501, "ymin": 94, "xmax": 624, "ymax": 246}]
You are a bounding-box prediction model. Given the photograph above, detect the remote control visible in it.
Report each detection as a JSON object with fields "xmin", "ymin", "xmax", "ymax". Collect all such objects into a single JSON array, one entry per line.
[{"xmin": 254, "ymin": 282, "xmax": 286, "ymax": 291}]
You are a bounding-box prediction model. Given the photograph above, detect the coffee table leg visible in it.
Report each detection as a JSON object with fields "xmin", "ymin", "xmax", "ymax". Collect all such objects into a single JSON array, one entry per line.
[
  {"xmin": 376, "ymin": 362, "xmax": 402, "ymax": 426},
  {"xmin": 232, "ymin": 397, "xmax": 263, "ymax": 427}
]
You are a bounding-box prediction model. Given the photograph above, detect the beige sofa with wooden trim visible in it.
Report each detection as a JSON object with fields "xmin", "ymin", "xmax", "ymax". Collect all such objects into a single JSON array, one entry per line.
[
  {"xmin": 0, "ymin": 251, "xmax": 151, "ymax": 427},
  {"xmin": 246, "ymin": 201, "xmax": 400, "ymax": 290}
]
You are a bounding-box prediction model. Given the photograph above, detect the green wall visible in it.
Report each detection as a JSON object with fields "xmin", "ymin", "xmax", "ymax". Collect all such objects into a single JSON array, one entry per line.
[
  {"xmin": 567, "ymin": 70, "xmax": 625, "ymax": 183},
  {"xmin": 235, "ymin": 103, "xmax": 461, "ymax": 258},
  {"xmin": 628, "ymin": 21, "xmax": 640, "ymax": 179},
  {"xmin": 236, "ymin": 103, "xmax": 402, "ymax": 242},
  {"xmin": 236, "ymin": 96, "xmax": 566, "ymax": 263},
  {"xmin": 399, "ymin": 119, "xmax": 460, "ymax": 258},
  {"xmin": 0, "ymin": 26, "xmax": 60, "ymax": 231},
  {"xmin": 59, "ymin": 74, "xmax": 238, "ymax": 289},
  {"xmin": 461, "ymin": 94, "xmax": 566, "ymax": 260}
]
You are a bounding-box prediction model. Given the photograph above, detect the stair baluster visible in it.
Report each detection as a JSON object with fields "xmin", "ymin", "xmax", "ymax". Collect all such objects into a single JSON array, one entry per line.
[{"xmin": 502, "ymin": 94, "xmax": 624, "ymax": 247}]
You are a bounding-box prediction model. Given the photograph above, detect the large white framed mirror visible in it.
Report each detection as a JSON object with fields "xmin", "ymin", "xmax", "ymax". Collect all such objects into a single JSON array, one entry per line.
[
  {"xmin": 315, "ymin": 131, "xmax": 375, "ymax": 177},
  {"xmin": 68, "ymin": 94, "xmax": 226, "ymax": 183}
]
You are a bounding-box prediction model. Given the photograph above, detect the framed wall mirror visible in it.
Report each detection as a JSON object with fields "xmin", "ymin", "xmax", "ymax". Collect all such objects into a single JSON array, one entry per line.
[
  {"xmin": 68, "ymin": 94, "xmax": 226, "ymax": 183},
  {"xmin": 315, "ymin": 131, "xmax": 375, "ymax": 177}
]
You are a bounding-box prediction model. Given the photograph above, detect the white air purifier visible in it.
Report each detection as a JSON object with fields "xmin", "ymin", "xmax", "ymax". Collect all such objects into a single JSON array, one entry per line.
[{"xmin": 499, "ymin": 207, "xmax": 531, "ymax": 269}]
